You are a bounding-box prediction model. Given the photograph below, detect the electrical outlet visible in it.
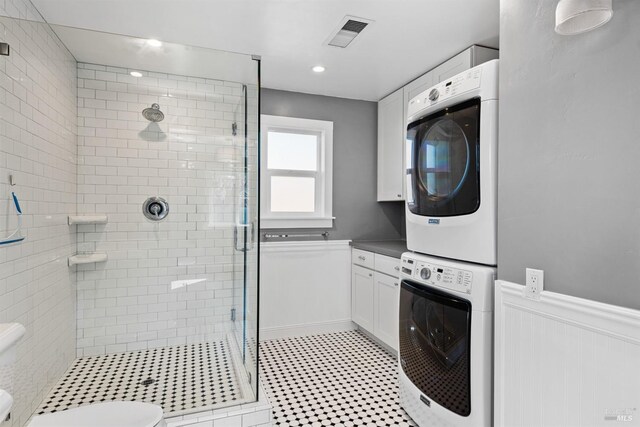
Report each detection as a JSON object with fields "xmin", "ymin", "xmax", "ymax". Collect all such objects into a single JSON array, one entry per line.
[{"xmin": 524, "ymin": 268, "xmax": 544, "ymax": 300}]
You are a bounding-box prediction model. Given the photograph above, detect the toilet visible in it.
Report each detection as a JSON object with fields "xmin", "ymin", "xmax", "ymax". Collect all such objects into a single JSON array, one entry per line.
[
  {"xmin": 27, "ymin": 401, "xmax": 166, "ymax": 427},
  {"xmin": 0, "ymin": 323, "xmax": 166, "ymax": 427}
]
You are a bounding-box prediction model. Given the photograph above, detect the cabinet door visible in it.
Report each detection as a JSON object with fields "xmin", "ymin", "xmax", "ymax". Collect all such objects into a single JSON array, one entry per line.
[
  {"xmin": 352, "ymin": 264, "xmax": 375, "ymax": 332},
  {"xmin": 431, "ymin": 48, "xmax": 472, "ymax": 83},
  {"xmin": 374, "ymin": 271, "xmax": 400, "ymax": 351},
  {"xmin": 377, "ymin": 88, "xmax": 404, "ymax": 201}
]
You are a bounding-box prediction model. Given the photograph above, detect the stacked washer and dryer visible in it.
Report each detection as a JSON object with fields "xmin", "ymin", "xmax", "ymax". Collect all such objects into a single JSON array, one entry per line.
[{"xmin": 398, "ymin": 59, "xmax": 498, "ymax": 427}]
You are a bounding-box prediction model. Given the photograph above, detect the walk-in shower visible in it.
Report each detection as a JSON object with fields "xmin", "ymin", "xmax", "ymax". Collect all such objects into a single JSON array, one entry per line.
[{"xmin": 0, "ymin": 14, "xmax": 260, "ymax": 427}]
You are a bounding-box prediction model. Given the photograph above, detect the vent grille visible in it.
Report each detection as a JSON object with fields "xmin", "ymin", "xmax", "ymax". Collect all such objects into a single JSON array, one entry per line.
[
  {"xmin": 326, "ymin": 16, "xmax": 372, "ymax": 48},
  {"xmin": 342, "ymin": 19, "xmax": 368, "ymax": 34}
]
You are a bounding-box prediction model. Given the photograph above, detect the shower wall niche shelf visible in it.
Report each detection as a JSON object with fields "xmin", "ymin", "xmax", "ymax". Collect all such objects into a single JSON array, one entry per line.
[
  {"xmin": 68, "ymin": 215, "xmax": 108, "ymax": 225},
  {"xmin": 68, "ymin": 253, "xmax": 108, "ymax": 267}
]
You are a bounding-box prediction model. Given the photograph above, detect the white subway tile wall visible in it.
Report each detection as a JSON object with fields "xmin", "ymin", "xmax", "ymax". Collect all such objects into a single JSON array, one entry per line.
[
  {"xmin": 0, "ymin": 11, "xmax": 78, "ymax": 427},
  {"xmin": 75, "ymin": 63, "xmax": 251, "ymax": 357}
]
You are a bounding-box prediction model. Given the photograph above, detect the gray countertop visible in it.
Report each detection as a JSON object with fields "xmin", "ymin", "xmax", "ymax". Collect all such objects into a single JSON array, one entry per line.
[{"xmin": 350, "ymin": 240, "xmax": 408, "ymax": 259}]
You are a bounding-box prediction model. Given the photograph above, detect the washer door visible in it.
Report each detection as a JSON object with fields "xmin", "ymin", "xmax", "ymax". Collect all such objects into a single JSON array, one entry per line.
[
  {"xmin": 406, "ymin": 98, "xmax": 480, "ymax": 217},
  {"xmin": 399, "ymin": 280, "xmax": 472, "ymax": 417}
]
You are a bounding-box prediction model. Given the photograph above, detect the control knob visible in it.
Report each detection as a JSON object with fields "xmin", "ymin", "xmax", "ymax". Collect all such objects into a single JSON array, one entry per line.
[
  {"xmin": 428, "ymin": 88, "xmax": 439, "ymax": 101},
  {"xmin": 420, "ymin": 268, "xmax": 431, "ymax": 280}
]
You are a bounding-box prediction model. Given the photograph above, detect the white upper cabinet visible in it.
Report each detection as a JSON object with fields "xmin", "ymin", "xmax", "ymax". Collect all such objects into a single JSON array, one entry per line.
[
  {"xmin": 377, "ymin": 88, "xmax": 405, "ymax": 201},
  {"xmin": 376, "ymin": 45, "xmax": 498, "ymax": 203},
  {"xmin": 431, "ymin": 45, "xmax": 498, "ymax": 84},
  {"xmin": 431, "ymin": 48, "xmax": 471, "ymax": 83}
]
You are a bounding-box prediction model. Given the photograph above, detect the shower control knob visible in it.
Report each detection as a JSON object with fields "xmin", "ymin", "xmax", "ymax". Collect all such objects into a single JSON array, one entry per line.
[
  {"xmin": 420, "ymin": 268, "xmax": 431, "ymax": 280},
  {"xmin": 149, "ymin": 203, "xmax": 162, "ymax": 216},
  {"xmin": 143, "ymin": 197, "xmax": 169, "ymax": 221}
]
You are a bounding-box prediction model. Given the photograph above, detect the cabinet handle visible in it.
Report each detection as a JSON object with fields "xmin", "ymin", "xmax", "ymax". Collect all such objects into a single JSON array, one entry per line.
[
  {"xmin": 358, "ymin": 256, "xmax": 366, "ymax": 261},
  {"xmin": 394, "ymin": 266, "xmax": 400, "ymax": 271}
]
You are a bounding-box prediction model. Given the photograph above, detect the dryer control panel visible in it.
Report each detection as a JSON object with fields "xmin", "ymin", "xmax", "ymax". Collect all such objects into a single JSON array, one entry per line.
[
  {"xmin": 401, "ymin": 257, "xmax": 473, "ymax": 294},
  {"xmin": 407, "ymin": 66, "xmax": 483, "ymax": 119}
]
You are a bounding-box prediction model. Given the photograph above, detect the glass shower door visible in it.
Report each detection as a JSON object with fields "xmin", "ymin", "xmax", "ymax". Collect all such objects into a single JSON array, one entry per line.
[{"xmin": 231, "ymin": 78, "xmax": 260, "ymax": 397}]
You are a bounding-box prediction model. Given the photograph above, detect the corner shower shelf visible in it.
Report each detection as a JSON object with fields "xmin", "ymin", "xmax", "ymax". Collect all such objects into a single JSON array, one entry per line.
[
  {"xmin": 68, "ymin": 215, "xmax": 108, "ymax": 225},
  {"xmin": 68, "ymin": 253, "xmax": 108, "ymax": 267}
]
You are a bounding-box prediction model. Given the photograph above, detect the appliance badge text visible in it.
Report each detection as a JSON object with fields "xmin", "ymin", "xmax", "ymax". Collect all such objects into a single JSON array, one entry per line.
[{"xmin": 428, "ymin": 218, "xmax": 440, "ymax": 224}]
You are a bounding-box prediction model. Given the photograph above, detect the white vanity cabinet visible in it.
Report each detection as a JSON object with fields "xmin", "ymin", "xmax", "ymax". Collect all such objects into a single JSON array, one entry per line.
[
  {"xmin": 351, "ymin": 264, "xmax": 375, "ymax": 332},
  {"xmin": 351, "ymin": 248, "xmax": 400, "ymax": 351},
  {"xmin": 373, "ymin": 271, "xmax": 400, "ymax": 349}
]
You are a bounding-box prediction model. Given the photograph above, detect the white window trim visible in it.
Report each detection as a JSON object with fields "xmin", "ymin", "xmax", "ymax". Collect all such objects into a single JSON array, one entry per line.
[{"xmin": 261, "ymin": 114, "xmax": 334, "ymax": 229}]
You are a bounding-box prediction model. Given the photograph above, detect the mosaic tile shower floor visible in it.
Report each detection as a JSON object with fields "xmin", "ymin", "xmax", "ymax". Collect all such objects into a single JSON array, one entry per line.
[{"xmin": 38, "ymin": 340, "xmax": 242, "ymax": 415}]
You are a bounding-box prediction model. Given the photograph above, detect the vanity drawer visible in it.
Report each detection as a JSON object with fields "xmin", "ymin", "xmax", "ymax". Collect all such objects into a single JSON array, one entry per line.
[
  {"xmin": 352, "ymin": 249, "xmax": 374, "ymax": 269},
  {"xmin": 375, "ymin": 253, "xmax": 401, "ymax": 277}
]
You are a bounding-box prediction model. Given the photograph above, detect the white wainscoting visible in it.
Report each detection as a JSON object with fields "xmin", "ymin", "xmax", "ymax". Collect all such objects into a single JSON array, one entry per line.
[
  {"xmin": 495, "ymin": 281, "xmax": 640, "ymax": 427},
  {"xmin": 259, "ymin": 240, "xmax": 354, "ymax": 340}
]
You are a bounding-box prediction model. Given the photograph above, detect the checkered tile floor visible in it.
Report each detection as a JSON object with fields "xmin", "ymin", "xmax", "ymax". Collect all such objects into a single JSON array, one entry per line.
[
  {"xmin": 38, "ymin": 340, "xmax": 241, "ymax": 415},
  {"xmin": 260, "ymin": 330, "xmax": 417, "ymax": 426}
]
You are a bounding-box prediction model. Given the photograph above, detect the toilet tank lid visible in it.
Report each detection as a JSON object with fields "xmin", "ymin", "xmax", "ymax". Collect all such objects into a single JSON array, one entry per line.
[
  {"xmin": 28, "ymin": 402, "xmax": 164, "ymax": 427},
  {"xmin": 0, "ymin": 323, "xmax": 26, "ymax": 356}
]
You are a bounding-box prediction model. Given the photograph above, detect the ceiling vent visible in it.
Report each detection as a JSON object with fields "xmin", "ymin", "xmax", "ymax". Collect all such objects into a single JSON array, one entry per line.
[{"xmin": 326, "ymin": 16, "xmax": 373, "ymax": 48}]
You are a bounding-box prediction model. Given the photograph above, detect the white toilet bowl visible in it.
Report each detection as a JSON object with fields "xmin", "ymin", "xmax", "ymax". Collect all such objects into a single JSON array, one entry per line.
[{"xmin": 27, "ymin": 401, "xmax": 166, "ymax": 427}]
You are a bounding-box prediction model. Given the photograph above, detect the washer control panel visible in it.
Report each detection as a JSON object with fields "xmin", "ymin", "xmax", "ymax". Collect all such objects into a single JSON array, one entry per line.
[{"xmin": 401, "ymin": 257, "xmax": 472, "ymax": 294}]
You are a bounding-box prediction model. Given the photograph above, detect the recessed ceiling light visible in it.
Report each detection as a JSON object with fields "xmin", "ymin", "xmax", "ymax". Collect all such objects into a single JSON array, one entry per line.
[
  {"xmin": 130, "ymin": 71, "xmax": 142, "ymax": 77},
  {"xmin": 312, "ymin": 66, "xmax": 325, "ymax": 73},
  {"xmin": 147, "ymin": 39, "xmax": 162, "ymax": 47}
]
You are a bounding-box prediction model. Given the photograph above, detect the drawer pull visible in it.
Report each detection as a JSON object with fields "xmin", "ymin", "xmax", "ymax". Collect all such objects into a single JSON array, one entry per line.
[{"xmin": 358, "ymin": 255, "xmax": 366, "ymax": 261}]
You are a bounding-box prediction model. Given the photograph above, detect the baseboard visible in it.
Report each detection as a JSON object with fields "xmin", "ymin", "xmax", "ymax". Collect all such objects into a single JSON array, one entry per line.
[{"xmin": 260, "ymin": 319, "xmax": 355, "ymax": 341}]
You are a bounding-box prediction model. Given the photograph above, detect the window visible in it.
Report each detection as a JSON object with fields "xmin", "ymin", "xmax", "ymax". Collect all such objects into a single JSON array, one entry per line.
[{"xmin": 261, "ymin": 115, "xmax": 333, "ymax": 228}]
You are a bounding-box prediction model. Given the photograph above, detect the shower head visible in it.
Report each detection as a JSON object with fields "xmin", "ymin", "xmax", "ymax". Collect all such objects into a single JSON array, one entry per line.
[{"xmin": 142, "ymin": 103, "xmax": 164, "ymax": 122}]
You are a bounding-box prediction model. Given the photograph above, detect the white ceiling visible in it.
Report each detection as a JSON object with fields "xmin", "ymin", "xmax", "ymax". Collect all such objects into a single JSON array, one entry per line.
[{"xmin": 31, "ymin": 0, "xmax": 499, "ymax": 101}]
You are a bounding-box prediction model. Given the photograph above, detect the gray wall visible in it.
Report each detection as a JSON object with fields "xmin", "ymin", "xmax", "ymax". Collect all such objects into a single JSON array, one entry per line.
[
  {"xmin": 261, "ymin": 88, "xmax": 405, "ymax": 241},
  {"xmin": 498, "ymin": 0, "xmax": 640, "ymax": 309}
]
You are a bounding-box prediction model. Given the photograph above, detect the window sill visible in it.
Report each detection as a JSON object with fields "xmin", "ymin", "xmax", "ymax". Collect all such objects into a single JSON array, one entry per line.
[{"xmin": 260, "ymin": 217, "xmax": 334, "ymax": 229}]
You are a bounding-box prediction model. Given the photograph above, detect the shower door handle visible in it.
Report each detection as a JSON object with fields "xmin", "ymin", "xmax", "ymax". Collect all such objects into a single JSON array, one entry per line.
[
  {"xmin": 234, "ymin": 221, "xmax": 255, "ymax": 252},
  {"xmin": 247, "ymin": 221, "xmax": 255, "ymax": 251}
]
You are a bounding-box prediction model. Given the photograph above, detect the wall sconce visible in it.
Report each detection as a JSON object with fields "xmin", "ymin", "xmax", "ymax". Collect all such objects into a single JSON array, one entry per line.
[{"xmin": 555, "ymin": 0, "xmax": 613, "ymax": 35}]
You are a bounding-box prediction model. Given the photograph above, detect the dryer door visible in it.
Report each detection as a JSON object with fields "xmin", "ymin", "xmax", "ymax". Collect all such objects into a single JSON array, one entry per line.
[
  {"xmin": 406, "ymin": 98, "xmax": 480, "ymax": 217},
  {"xmin": 399, "ymin": 279, "xmax": 471, "ymax": 417}
]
